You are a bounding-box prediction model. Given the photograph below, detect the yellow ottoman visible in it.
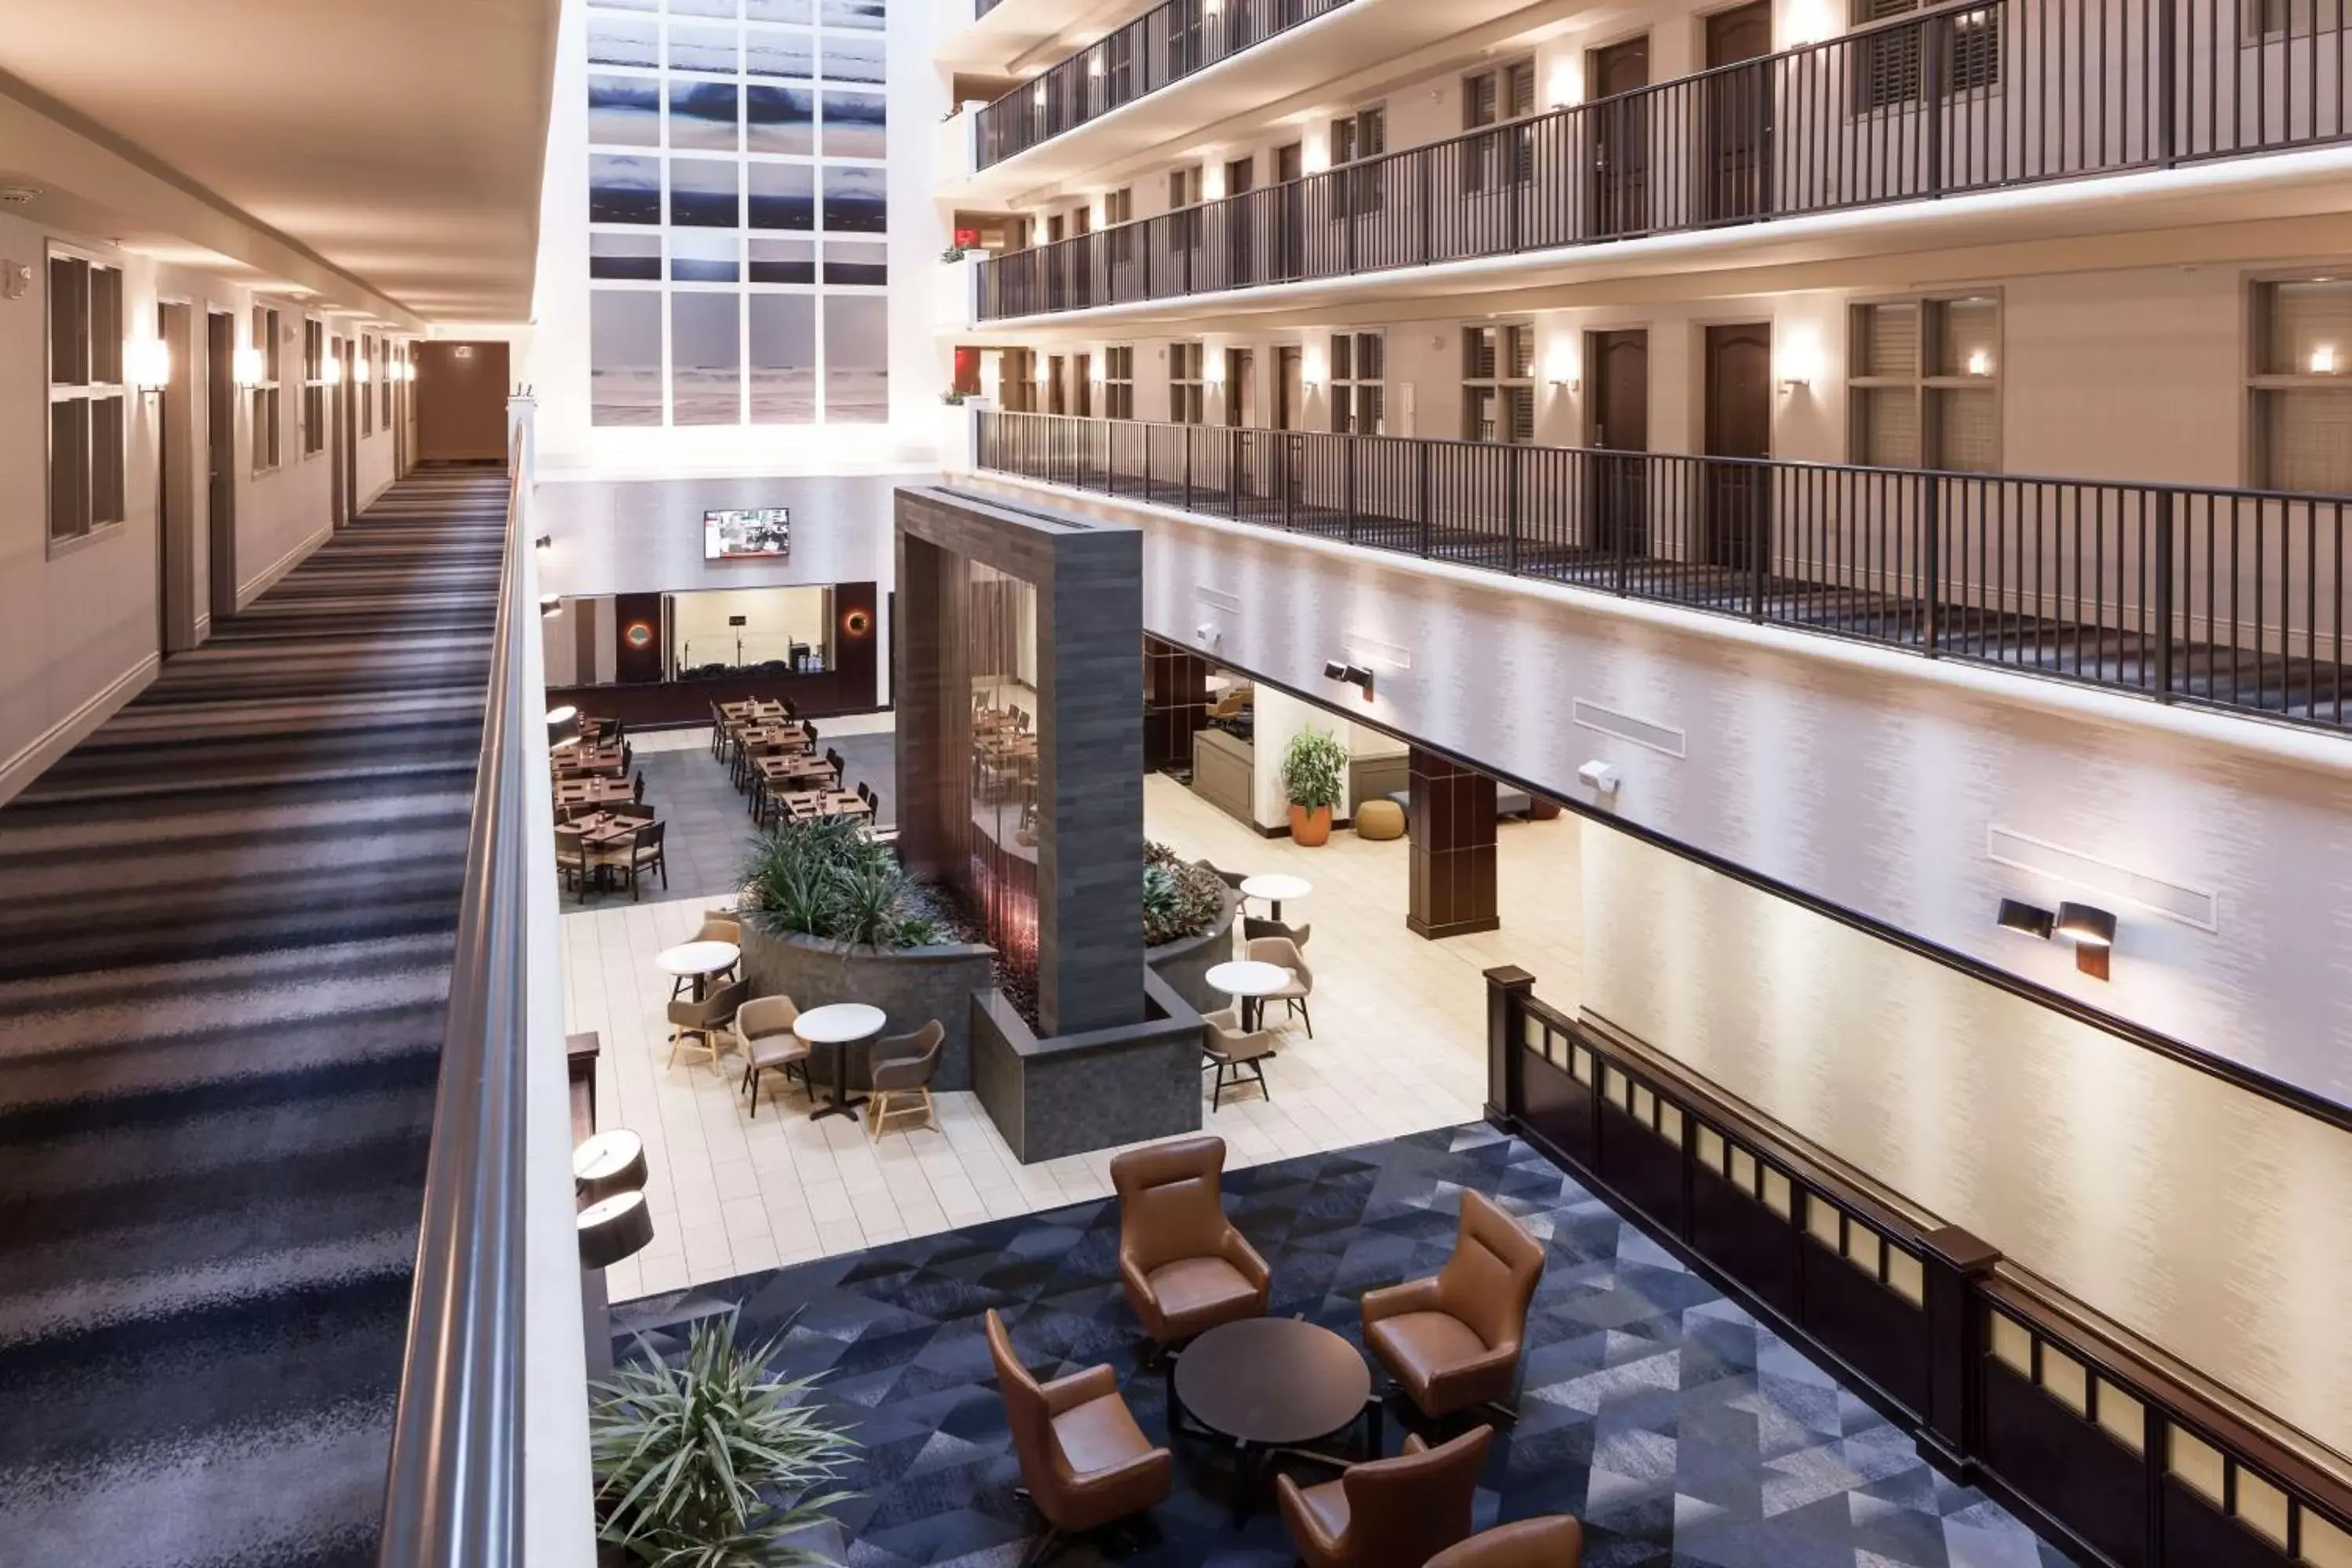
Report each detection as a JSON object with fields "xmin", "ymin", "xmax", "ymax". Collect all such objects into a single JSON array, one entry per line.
[{"xmin": 1354, "ymin": 797, "xmax": 1405, "ymax": 840}]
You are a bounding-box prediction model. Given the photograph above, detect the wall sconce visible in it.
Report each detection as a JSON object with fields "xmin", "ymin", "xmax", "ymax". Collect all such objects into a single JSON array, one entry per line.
[
  {"xmin": 539, "ymin": 593, "xmax": 563, "ymax": 617},
  {"xmin": 231, "ymin": 346, "xmax": 265, "ymax": 387},
  {"xmin": 1965, "ymin": 348, "xmax": 1994, "ymax": 377},
  {"xmin": 2310, "ymin": 343, "xmax": 2340, "ymax": 375},
  {"xmin": 1545, "ymin": 345, "xmax": 1579, "ymax": 394},
  {"xmin": 1995, "ymin": 898, "xmax": 2116, "ymax": 979},
  {"xmin": 1301, "ymin": 140, "xmax": 1330, "ymax": 176},
  {"xmin": 1030, "ymin": 80, "xmax": 1048, "ymax": 109},
  {"xmin": 1547, "ymin": 62, "xmax": 1582, "ymax": 109},
  {"xmin": 1782, "ymin": 0, "xmax": 1838, "ymax": 44},
  {"xmin": 534, "ymin": 533, "xmax": 553, "ymax": 550},
  {"xmin": 323, "ymin": 355, "xmax": 344, "ymax": 387},
  {"xmin": 1323, "ymin": 659, "xmax": 1375, "ymax": 701},
  {"xmin": 354, "ymin": 357, "xmax": 372, "ymax": 384},
  {"xmin": 127, "ymin": 339, "xmax": 171, "ymax": 393},
  {"xmin": 1779, "ymin": 333, "xmax": 1823, "ymax": 393},
  {"xmin": 1203, "ymin": 352, "xmax": 1225, "ymax": 386}
]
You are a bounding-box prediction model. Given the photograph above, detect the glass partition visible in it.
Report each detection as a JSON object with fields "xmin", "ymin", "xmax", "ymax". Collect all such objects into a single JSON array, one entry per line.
[{"xmin": 963, "ymin": 562, "xmax": 1039, "ymax": 1005}]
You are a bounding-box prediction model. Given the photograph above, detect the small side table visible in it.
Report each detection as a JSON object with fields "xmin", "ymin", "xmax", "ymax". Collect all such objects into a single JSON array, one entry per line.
[
  {"xmin": 655, "ymin": 940, "xmax": 739, "ymax": 1002},
  {"xmin": 1240, "ymin": 873, "xmax": 1312, "ymax": 924},
  {"xmin": 1206, "ymin": 959, "xmax": 1290, "ymax": 1035},
  {"xmin": 793, "ymin": 1002, "xmax": 886, "ymax": 1123}
]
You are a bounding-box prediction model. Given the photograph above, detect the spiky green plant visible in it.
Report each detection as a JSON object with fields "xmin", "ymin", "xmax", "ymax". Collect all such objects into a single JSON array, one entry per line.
[
  {"xmin": 592, "ymin": 1312, "xmax": 857, "ymax": 1568},
  {"xmin": 737, "ymin": 819, "xmax": 939, "ymax": 952}
]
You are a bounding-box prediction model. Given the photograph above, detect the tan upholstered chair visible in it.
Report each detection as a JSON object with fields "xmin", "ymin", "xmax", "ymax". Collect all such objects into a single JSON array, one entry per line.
[
  {"xmin": 1425, "ymin": 1516, "xmax": 1586, "ymax": 1567},
  {"xmin": 1244, "ymin": 935, "xmax": 1315, "ymax": 1036},
  {"xmin": 666, "ymin": 978, "xmax": 747, "ymax": 1071},
  {"xmin": 735, "ymin": 994, "xmax": 805, "ymax": 1115},
  {"xmin": 1200, "ymin": 1007, "xmax": 1276, "ymax": 1109},
  {"xmin": 867, "ymin": 1019, "xmax": 945, "ymax": 1138},
  {"xmin": 1108, "ymin": 1136, "xmax": 1270, "ymax": 1352},
  {"xmin": 985, "ymin": 1308, "xmax": 1172, "ymax": 1567},
  {"xmin": 1362, "ymin": 1190, "xmax": 1545, "ymax": 1421},
  {"xmin": 1243, "ymin": 916, "xmax": 1312, "ymax": 949},
  {"xmin": 1276, "ymin": 1426, "xmax": 1492, "ymax": 1568}
]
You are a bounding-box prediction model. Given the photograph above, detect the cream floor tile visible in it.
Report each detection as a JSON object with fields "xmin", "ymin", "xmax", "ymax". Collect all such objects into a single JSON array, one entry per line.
[{"xmin": 565, "ymin": 735, "xmax": 1581, "ymax": 1301}]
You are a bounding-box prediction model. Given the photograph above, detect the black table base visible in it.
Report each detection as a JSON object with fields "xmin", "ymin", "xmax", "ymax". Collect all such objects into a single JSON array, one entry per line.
[
  {"xmin": 808, "ymin": 1035, "xmax": 872, "ymax": 1123},
  {"xmin": 1165, "ymin": 1348, "xmax": 1383, "ymax": 1527}
]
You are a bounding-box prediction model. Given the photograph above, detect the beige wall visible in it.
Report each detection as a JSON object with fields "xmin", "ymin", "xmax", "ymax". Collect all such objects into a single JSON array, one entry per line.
[
  {"xmin": 1581, "ymin": 820, "xmax": 2352, "ymax": 1460},
  {"xmin": 0, "ymin": 207, "xmax": 405, "ymax": 804},
  {"xmin": 417, "ymin": 339, "xmax": 512, "ymax": 461}
]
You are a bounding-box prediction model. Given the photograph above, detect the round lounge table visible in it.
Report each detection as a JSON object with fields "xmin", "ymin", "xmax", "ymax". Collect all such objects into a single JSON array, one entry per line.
[
  {"xmin": 1239, "ymin": 873, "xmax": 1312, "ymax": 924},
  {"xmin": 793, "ymin": 1002, "xmax": 886, "ymax": 1123},
  {"xmin": 1207, "ymin": 958, "xmax": 1290, "ymax": 1036},
  {"xmin": 1171, "ymin": 1316, "xmax": 1380, "ymax": 1527},
  {"xmin": 656, "ymin": 940, "xmax": 739, "ymax": 1002}
]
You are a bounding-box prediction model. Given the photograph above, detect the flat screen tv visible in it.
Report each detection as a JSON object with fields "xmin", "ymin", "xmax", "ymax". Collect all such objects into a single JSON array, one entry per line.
[{"xmin": 704, "ymin": 507, "xmax": 791, "ymax": 561}]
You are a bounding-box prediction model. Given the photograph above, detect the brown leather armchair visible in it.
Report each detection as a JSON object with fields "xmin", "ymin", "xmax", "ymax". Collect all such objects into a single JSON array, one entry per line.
[
  {"xmin": 985, "ymin": 1309, "xmax": 1171, "ymax": 1567},
  {"xmin": 1108, "ymin": 1136, "xmax": 1271, "ymax": 1351},
  {"xmin": 1276, "ymin": 1425, "xmax": 1492, "ymax": 1568},
  {"xmin": 1362, "ymin": 1189, "xmax": 1545, "ymax": 1421},
  {"xmin": 1425, "ymin": 1515, "xmax": 1586, "ymax": 1566}
]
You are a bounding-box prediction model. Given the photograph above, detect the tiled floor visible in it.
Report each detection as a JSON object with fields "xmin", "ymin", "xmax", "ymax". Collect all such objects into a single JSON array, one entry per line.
[
  {"xmin": 611, "ymin": 1124, "xmax": 2078, "ymax": 1567},
  {"xmin": 562, "ymin": 721, "xmax": 1582, "ymax": 1304}
]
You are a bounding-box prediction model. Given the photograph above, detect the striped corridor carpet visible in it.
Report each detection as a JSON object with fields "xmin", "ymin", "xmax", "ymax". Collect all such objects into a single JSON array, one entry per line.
[{"xmin": 0, "ymin": 466, "xmax": 508, "ymax": 1568}]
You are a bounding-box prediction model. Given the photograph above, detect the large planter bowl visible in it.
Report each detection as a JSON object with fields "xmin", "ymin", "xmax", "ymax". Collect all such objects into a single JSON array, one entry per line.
[
  {"xmin": 737, "ymin": 920, "xmax": 996, "ymax": 1091},
  {"xmin": 1145, "ymin": 880, "xmax": 1240, "ymax": 1018},
  {"xmin": 1289, "ymin": 803, "xmax": 1333, "ymax": 846}
]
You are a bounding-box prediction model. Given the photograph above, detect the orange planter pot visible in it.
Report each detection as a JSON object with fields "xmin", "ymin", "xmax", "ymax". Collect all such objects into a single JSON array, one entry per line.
[{"xmin": 1288, "ymin": 803, "xmax": 1333, "ymax": 847}]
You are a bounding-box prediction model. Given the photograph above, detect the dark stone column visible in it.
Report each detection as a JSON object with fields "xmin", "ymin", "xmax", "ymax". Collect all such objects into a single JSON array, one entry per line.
[
  {"xmin": 892, "ymin": 532, "xmax": 965, "ymax": 886},
  {"xmin": 1141, "ymin": 636, "xmax": 1208, "ymax": 773},
  {"xmin": 831, "ymin": 580, "xmax": 879, "ymax": 708},
  {"xmin": 1483, "ymin": 966, "xmax": 1534, "ymax": 1127},
  {"xmin": 1407, "ymin": 747, "xmax": 1499, "ymax": 939}
]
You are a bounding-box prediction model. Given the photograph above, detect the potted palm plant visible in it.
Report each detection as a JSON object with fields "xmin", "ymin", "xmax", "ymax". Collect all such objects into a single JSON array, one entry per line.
[
  {"xmin": 593, "ymin": 1312, "xmax": 858, "ymax": 1566},
  {"xmin": 1279, "ymin": 728, "xmax": 1348, "ymax": 848}
]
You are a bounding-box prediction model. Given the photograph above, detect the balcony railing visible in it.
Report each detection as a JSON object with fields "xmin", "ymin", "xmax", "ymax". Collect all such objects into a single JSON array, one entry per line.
[
  {"xmin": 979, "ymin": 0, "xmax": 2352, "ymax": 318},
  {"xmin": 975, "ymin": 0, "xmax": 1356, "ymax": 169},
  {"xmin": 977, "ymin": 409, "xmax": 2350, "ymax": 731}
]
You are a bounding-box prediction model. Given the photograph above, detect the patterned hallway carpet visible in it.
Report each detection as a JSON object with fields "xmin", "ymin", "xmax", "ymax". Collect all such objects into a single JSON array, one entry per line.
[
  {"xmin": 613, "ymin": 1123, "xmax": 2078, "ymax": 1568},
  {"xmin": 0, "ymin": 466, "xmax": 508, "ymax": 1568}
]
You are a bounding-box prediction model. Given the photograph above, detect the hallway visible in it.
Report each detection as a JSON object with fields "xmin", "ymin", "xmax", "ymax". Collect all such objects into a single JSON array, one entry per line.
[{"xmin": 0, "ymin": 467, "xmax": 506, "ymax": 1568}]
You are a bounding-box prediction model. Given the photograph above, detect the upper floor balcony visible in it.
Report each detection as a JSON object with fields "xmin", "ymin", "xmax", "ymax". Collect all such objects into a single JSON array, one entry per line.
[
  {"xmin": 944, "ymin": 0, "xmax": 1547, "ymax": 197},
  {"xmin": 975, "ymin": 0, "xmax": 2352, "ymax": 321},
  {"xmin": 972, "ymin": 408, "xmax": 2351, "ymax": 735}
]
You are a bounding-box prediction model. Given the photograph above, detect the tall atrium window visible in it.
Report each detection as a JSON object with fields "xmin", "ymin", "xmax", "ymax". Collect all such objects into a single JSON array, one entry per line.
[
  {"xmin": 586, "ymin": 0, "xmax": 890, "ymax": 426},
  {"xmin": 46, "ymin": 247, "xmax": 126, "ymax": 546},
  {"xmin": 1461, "ymin": 59, "xmax": 1535, "ymax": 193},
  {"xmin": 1462, "ymin": 323, "xmax": 1534, "ymax": 444}
]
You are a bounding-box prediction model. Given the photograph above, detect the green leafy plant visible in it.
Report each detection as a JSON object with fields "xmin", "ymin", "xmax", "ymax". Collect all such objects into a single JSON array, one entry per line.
[
  {"xmin": 939, "ymin": 389, "xmax": 971, "ymax": 405},
  {"xmin": 1141, "ymin": 841, "xmax": 1227, "ymax": 947},
  {"xmin": 938, "ymin": 243, "xmax": 971, "ymax": 263},
  {"xmin": 739, "ymin": 819, "xmax": 946, "ymax": 953},
  {"xmin": 1279, "ymin": 728, "xmax": 1348, "ymax": 813},
  {"xmin": 592, "ymin": 1312, "xmax": 857, "ymax": 1568}
]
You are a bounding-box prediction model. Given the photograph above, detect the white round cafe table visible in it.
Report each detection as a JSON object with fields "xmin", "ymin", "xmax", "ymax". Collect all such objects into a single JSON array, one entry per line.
[
  {"xmin": 1240, "ymin": 873, "xmax": 1312, "ymax": 921},
  {"xmin": 1207, "ymin": 959, "xmax": 1290, "ymax": 1034},
  {"xmin": 655, "ymin": 940, "xmax": 739, "ymax": 1000},
  {"xmin": 794, "ymin": 1003, "xmax": 887, "ymax": 1123}
]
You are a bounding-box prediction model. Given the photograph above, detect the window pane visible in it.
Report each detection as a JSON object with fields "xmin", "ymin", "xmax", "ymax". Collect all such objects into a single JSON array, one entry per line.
[
  {"xmin": 670, "ymin": 80, "xmax": 739, "ymax": 151},
  {"xmin": 49, "ymin": 397, "xmax": 89, "ymax": 541},
  {"xmin": 1857, "ymin": 302, "xmax": 1918, "ymax": 377},
  {"xmin": 90, "ymin": 394, "xmax": 125, "ymax": 524},
  {"xmin": 50, "ymin": 255, "xmax": 89, "ymax": 386},
  {"xmin": 746, "ymin": 162, "xmax": 815, "ymax": 228},
  {"xmin": 89, "ymin": 268, "xmax": 123, "ymax": 385},
  {"xmin": 590, "ymin": 289, "xmax": 664, "ymax": 425},
  {"xmin": 1860, "ymin": 387, "xmax": 1921, "ymax": 466},
  {"xmin": 2259, "ymin": 387, "xmax": 2352, "ymax": 493},
  {"xmin": 589, "ymin": 75, "xmax": 662, "ymax": 146},
  {"xmin": 590, "ymin": 154, "xmax": 662, "ymax": 223},
  {"xmin": 671, "ymin": 291, "xmax": 742, "ymax": 425},
  {"xmin": 1936, "ymin": 296, "xmax": 1997, "ymax": 379},
  {"xmin": 2263, "ymin": 279, "xmax": 2352, "ymax": 377},
  {"xmin": 746, "ymin": 85, "xmax": 815, "ymax": 152},
  {"xmin": 1931, "ymin": 387, "xmax": 1998, "ymax": 471},
  {"xmin": 748, "ymin": 292, "xmax": 815, "ymax": 423},
  {"xmin": 669, "ymin": 158, "xmax": 741, "ymax": 226},
  {"xmin": 823, "ymin": 294, "xmax": 887, "ymax": 422}
]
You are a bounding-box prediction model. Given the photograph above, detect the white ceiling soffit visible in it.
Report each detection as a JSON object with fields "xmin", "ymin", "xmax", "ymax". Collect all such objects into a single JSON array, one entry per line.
[{"xmin": 0, "ymin": 0, "xmax": 558, "ymax": 325}]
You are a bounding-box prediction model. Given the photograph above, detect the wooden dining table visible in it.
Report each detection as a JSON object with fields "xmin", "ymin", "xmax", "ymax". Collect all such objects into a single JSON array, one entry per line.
[
  {"xmin": 739, "ymin": 725, "xmax": 811, "ymax": 753},
  {"xmin": 758, "ymin": 753, "xmax": 837, "ymax": 786},
  {"xmin": 556, "ymin": 776, "xmax": 636, "ymax": 806},
  {"xmin": 779, "ymin": 789, "xmax": 872, "ymax": 822}
]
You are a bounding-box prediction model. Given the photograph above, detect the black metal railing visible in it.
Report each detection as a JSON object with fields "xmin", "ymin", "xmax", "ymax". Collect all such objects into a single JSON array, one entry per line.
[
  {"xmin": 377, "ymin": 433, "xmax": 531, "ymax": 1566},
  {"xmin": 979, "ymin": 0, "xmax": 2352, "ymax": 317},
  {"xmin": 978, "ymin": 409, "xmax": 2350, "ymax": 731},
  {"xmin": 975, "ymin": 0, "xmax": 1356, "ymax": 168}
]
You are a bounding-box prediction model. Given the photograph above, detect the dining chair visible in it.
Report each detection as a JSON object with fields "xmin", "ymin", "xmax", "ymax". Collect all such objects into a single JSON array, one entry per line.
[
  {"xmin": 554, "ymin": 826, "xmax": 587, "ymax": 892},
  {"xmin": 630, "ymin": 771, "xmax": 648, "ymax": 805},
  {"xmin": 866, "ymin": 1020, "xmax": 946, "ymax": 1138},
  {"xmin": 622, "ymin": 821, "xmax": 667, "ymax": 900},
  {"xmin": 735, "ymin": 994, "xmax": 808, "ymax": 1115},
  {"xmin": 1245, "ymin": 935, "xmax": 1314, "ymax": 1036},
  {"xmin": 666, "ymin": 978, "xmax": 749, "ymax": 1071},
  {"xmin": 1201, "ymin": 1007, "xmax": 1277, "ymax": 1108}
]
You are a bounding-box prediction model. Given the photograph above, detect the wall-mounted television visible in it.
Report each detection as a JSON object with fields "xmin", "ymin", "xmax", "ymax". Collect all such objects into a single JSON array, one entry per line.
[{"xmin": 704, "ymin": 507, "xmax": 791, "ymax": 561}]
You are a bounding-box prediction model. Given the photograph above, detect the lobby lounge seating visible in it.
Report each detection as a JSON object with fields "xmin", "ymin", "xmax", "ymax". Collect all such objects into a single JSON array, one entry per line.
[
  {"xmin": 1363, "ymin": 1191, "xmax": 1545, "ymax": 1423},
  {"xmin": 666, "ymin": 978, "xmax": 748, "ymax": 1071},
  {"xmin": 985, "ymin": 1308, "xmax": 1173, "ymax": 1568},
  {"xmin": 866, "ymin": 1018, "xmax": 946, "ymax": 1138},
  {"xmin": 1244, "ymin": 935, "xmax": 1314, "ymax": 1036},
  {"xmin": 1425, "ymin": 1515, "xmax": 1587, "ymax": 1567},
  {"xmin": 1276, "ymin": 1427, "xmax": 1492, "ymax": 1568},
  {"xmin": 1242, "ymin": 915, "xmax": 1311, "ymax": 949},
  {"xmin": 1109, "ymin": 1135, "xmax": 1270, "ymax": 1352},
  {"xmin": 735, "ymin": 995, "xmax": 807, "ymax": 1115},
  {"xmin": 1200, "ymin": 1007, "xmax": 1276, "ymax": 1109}
]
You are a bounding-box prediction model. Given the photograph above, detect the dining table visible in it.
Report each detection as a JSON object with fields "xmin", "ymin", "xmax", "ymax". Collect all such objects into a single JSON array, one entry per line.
[
  {"xmin": 556, "ymin": 776, "xmax": 636, "ymax": 806},
  {"xmin": 553, "ymin": 742, "xmax": 626, "ymax": 774},
  {"xmin": 758, "ymin": 753, "xmax": 837, "ymax": 787},
  {"xmin": 779, "ymin": 788, "xmax": 871, "ymax": 823}
]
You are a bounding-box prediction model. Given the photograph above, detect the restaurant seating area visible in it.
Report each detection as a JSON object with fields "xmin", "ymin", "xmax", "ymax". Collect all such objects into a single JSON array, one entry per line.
[
  {"xmin": 610, "ymin": 1122, "xmax": 2076, "ymax": 1567},
  {"xmin": 712, "ymin": 697, "xmax": 878, "ymax": 832},
  {"xmin": 552, "ymin": 714, "xmax": 667, "ymax": 902}
]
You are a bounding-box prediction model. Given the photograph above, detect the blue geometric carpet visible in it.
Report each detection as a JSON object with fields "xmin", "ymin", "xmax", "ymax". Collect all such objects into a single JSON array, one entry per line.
[
  {"xmin": 0, "ymin": 466, "xmax": 507, "ymax": 1567},
  {"xmin": 612, "ymin": 1123, "xmax": 2078, "ymax": 1567}
]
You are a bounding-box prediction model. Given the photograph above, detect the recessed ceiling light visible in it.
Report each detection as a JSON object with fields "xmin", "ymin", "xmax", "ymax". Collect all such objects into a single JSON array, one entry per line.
[{"xmin": 0, "ymin": 185, "xmax": 42, "ymax": 204}]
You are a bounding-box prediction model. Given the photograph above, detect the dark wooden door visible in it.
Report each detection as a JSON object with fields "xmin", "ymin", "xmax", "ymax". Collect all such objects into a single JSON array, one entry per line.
[
  {"xmin": 205, "ymin": 311, "xmax": 237, "ymax": 622},
  {"xmin": 1047, "ymin": 354, "xmax": 1067, "ymax": 416},
  {"xmin": 1586, "ymin": 329, "xmax": 1650, "ymax": 558},
  {"xmin": 1225, "ymin": 348, "xmax": 1254, "ymax": 426},
  {"xmin": 1704, "ymin": 2, "xmax": 1773, "ymax": 223},
  {"xmin": 1704, "ymin": 322, "xmax": 1773, "ymax": 572},
  {"xmin": 1073, "ymin": 352, "xmax": 1092, "ymax": 418},
  {"xmin": 1225, "ymin": 155, "xmax": 1256, "ymax": 288},
  {"xmin": 1588, "ymin": 36, "xmax": 1651, "ymax": 237},
  {"xmin": 1275, "ymin": 142, "xmax": 1305, "ymax": 279}
]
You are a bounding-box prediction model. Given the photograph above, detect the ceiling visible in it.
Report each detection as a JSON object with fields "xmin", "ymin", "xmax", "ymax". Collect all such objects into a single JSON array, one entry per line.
[{"xmin": 0, "ymin": 0, "xmax": 558, "ymax": 323}]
